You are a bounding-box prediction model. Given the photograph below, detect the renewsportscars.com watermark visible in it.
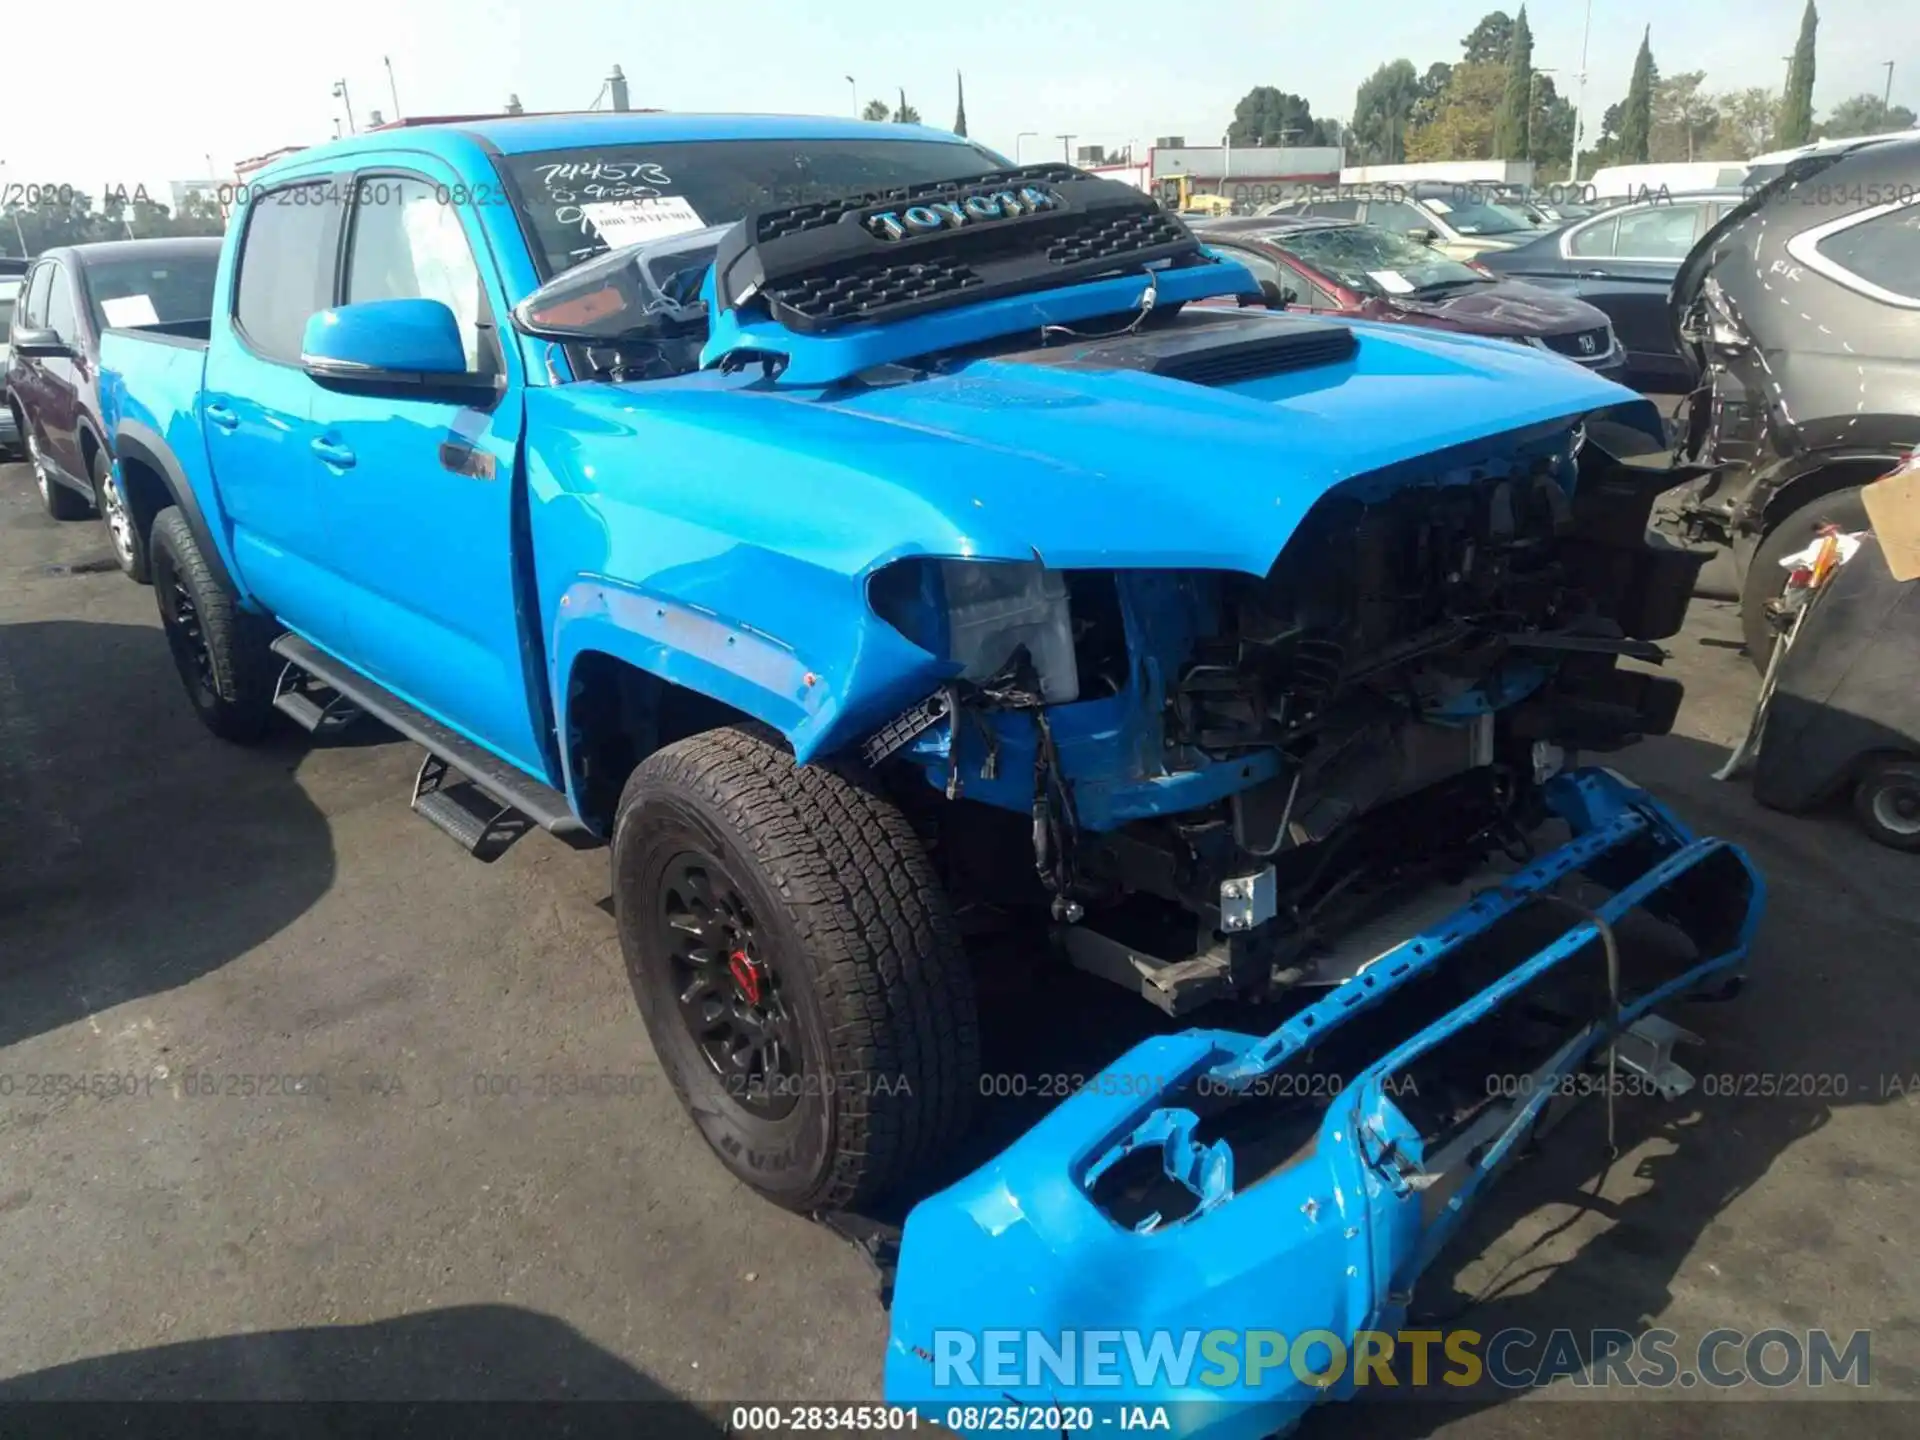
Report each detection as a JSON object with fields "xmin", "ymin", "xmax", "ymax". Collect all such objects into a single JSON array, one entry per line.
[{"xmin": 928, "ymin": 1326, "xmax": 1872, "ymax": 1392}]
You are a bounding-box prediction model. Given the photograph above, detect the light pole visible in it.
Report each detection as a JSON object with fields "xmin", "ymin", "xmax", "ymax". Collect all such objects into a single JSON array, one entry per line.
[
  {"xmin": 1569, "ymin": 0, "xmax": 1593, "ymax": 184},
  {"xmin": 384, "ymin": 56, "xmax": 402, "ymax": 122},
  {"xmin": 1221, "ymin": 130, "xmax": 1231, "ymax": 189},
  {"xmin": 332, "ymin": 79, "xmax": 357, "ymax": 134},
  {"xmin": 846, "ymin": 75, "xmax": 857, "ymax": 117},
  {"xmin": 1016, "ymin": 131, "xmax": 1038, "ymax": 163},
  {"xmin": 1057, "ymin": 133, "xmax": 1076, "ymax": 162},
  {"xmin": 1885, "ymin": 61, "xmax": 1896, "ymax": 112}
]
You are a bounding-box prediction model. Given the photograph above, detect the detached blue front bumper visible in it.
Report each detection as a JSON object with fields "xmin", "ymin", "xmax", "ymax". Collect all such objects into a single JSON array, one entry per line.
[{"xmin": 885, "ymin": 768, "xmax": 1764, "ymax": 1439}]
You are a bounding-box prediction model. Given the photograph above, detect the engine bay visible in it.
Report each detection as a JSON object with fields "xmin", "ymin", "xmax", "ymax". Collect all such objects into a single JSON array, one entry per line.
[{"xmin": 871, "ymin": 414, "xmax": 1710, "ymax": 1013}]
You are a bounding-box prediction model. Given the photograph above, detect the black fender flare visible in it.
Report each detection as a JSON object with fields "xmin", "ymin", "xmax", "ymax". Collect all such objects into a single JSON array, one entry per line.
[{"xmin": 114, "ymin": 420, "xmax": 239, "ymax": 596}]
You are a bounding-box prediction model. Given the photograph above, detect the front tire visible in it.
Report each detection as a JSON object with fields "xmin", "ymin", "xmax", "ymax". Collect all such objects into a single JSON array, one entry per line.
[
  {"xmin": 613, "ymin": 726, "xmax": 980, "ymax": 1212},
  {"xmin": 149, "ymin": 508, "xmax": 277, "ymax": 744},
  {"xmin": 92, "ymin": 448, "xmax": 150, "ymax": 584},
  {"xmin": 1740, "ymin": 487, "xmax": 1869, "ymax": 670},
  {"xmin": 1854, "ymin": 757, "xmax": 1920, "ymax": 852}
]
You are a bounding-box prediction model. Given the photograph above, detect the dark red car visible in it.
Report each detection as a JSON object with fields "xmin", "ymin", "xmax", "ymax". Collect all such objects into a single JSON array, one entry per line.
[{"xmin": 1193, "ymin": 216, "xmax": 1626, "ymax": 380}]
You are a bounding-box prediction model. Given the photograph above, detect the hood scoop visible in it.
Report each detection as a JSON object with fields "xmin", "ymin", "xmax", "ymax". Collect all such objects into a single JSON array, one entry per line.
[{"xmin": 999, "ymin": 310, "xmax": 1359, "ymax": 388}]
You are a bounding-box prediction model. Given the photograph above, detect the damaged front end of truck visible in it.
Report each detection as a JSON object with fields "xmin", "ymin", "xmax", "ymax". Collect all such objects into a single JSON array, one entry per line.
[{"xmin": 515, "ymin": 162, "xmax": 1766, "ymax": 1436}]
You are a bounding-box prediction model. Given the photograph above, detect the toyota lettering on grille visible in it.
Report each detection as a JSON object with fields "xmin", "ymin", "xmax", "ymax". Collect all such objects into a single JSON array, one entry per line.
[{"xmin": 863, "ymin": 186, "xmax": 1062, "ymax": 242}]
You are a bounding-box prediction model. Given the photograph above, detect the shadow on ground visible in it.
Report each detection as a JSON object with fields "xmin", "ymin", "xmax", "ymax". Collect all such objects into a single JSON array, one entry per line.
[
  {"xmin": 0, "ymin": 620, "xmax": 338, "ymax": 1049},
  {"xmin": 0, "ymin": 1304, "xmax": 723, "ymax": 1437}
]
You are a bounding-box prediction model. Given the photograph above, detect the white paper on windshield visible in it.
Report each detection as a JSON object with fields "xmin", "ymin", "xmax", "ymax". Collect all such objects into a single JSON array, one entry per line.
[
  {"xmin": 1423, "ymin": 197, "xmax": 1453, "ymax": 215},
  {"xmin": 582, "ymin": 196, "xmax": 706, "ymax": 247},
  {"xmin": 1368, "ymin": 270, "xmax": 1416, "ymax": 295},
  {"xmin": 101, "ymin": 294, "xmax": 161, "ymax": 327}
]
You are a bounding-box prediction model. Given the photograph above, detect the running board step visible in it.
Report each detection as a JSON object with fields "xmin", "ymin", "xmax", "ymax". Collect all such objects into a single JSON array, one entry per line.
[
  {"xmin": 270, "ymin": 633, "xmax": 599, "ymax": 859},
  {"xmin": 273, "ymin": 664, "xmax": 365, "ymax": 735}
]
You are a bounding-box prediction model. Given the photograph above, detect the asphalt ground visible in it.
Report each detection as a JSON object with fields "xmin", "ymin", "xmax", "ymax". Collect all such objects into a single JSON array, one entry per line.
[{"xmin": 1, "ymin": 457, "xmax": 1916, "ymax": 1438}]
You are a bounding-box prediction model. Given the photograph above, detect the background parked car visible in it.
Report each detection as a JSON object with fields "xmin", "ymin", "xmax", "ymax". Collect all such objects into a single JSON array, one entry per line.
[
  {"xmin": 1475, "ymin": 189, "xmax": 1747, "ymax": 388},
  {"xmin": 0, "ymin": 261, "xmax": 23, "ymax": 457},
  {"xmin": 1668, "ymin": 135, "xmax": 1920, "ymax": 667},
  {"xmin": 6, "ymin": 238, "xmax": 220, "ymax": 580},
  {"xmin": 1195, "ymin": 215, "xmax": 1625, "ymax": 376},
  {"xmin": 1259, "ymin": 180, "xmax": 1539, "ymax": 260}
]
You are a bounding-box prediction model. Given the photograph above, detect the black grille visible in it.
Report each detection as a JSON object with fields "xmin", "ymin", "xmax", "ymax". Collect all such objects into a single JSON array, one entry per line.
[
  {"xmin": 767, "ymin": 256, "xmax": 985, "ymax": 323},
  {"xmin": 1044, "ymin": 209, "xmax": 1189, "ymax": 266},
  {"xmin": 1539, "ymin": 325, "xmax": 1611, "ymax": 360},
  {"xmin": 1153, "ymin": 327, "xmax": 1358, "ymax": 387},
  {"xmin": 756, "ymin": 164, "xmax": 1084, "ymax": 243}
]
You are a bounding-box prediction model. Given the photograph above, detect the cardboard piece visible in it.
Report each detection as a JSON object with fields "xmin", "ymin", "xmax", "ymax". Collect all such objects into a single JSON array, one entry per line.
[{"xmin": 1861, "ymin": 463, "xmax": 1920, "ymax": 583}]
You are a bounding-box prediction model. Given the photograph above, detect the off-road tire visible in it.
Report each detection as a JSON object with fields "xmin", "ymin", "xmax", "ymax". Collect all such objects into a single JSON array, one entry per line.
[
  {"xmin": 149, "ymin": 508, "xmax": 277, "ymax": 744},
  {"xmin": 1853, "ymin": 756, "xmax": 1920, "ymax": 853},
  {"xmin": 92, "ymin": 447, "xmax": 150, "ymax": 584},
  {"xmin": 1740, "ymin": 487, "xmax": 1869, "ymax": 671},
  {"xmin": 613, "ymin": 725, "xmax": 980, "ymax": 1212}
]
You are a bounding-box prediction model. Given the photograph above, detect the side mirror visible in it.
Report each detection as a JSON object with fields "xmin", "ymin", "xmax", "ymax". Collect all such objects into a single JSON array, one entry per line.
[
  {"xmin": 11, "ymin": 326, "xmax": 71, "ymax": 359},
  {"xmin": 1406, "ymin": 227, "xmax": 1437, "ymax": 245},
  {"xmin": 301, "ymin": 299, "xmax": 484, "ymax": 390},
  {"xmin": 1259, "ymin": 278, "xmax": 1294, "ymax": 309}
]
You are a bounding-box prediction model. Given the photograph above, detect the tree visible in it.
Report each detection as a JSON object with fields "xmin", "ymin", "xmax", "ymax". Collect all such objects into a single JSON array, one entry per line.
[
  {"xmin": 1619, "ymin": 28, "xmax": 1657, "ymax": 163},
  {"xmin": 1651, "ymin": 71, "xmax": 1720, "ymax": 161},
  {"xmin": 1405, "ymin": 61, "xmax": 1506, "ymax": 161},
  {"xmin": 1412, "ymin": 62, "xmax": 1454, "ymax": 129},
  {"xmin": 1820, "ymin": 92, "xmax": 1917, "ymax": 139},
  {"xmin": 1711, "ymin": 87, "xmax": 1778, "ymax": 157},
  {"xmin": 861, "ymin": 98, "xmax": 891, "ymax": 122},
  {"xmin": 953, "ymin": 72, "xmax": 968, "ymax": 137},
  {"xmin": 1529, "ymin": 76, "xmax": 1579, "ymax": 177},
  {"xmin": 1461, "ymin": 10, "xmax": 1516, "ymax": 65},
  {"xmin": 894, "ymin": 89, "xmax": 921, "ymax": 125},
  {"xmin": 1350, "ymin": 59, "xmax": 1420, "ymax": 164},
  {"xmin": 1227, "ymin": 87, "xmax": 1332, "ymax": 146},
  {"xmin": 1777, "ymin": 1, "xmax": 1818, "ymax": 147},
  {"xmin": 1577, "ymin": 101, "xmax": 1627, "ymax": 175},
  {"xmin": 1492, "ymin": 5, "xmax": 1534, "ymax": 158},
  {"xmin": 0, "ymin": 183, "xmax": 225, "ymax": 257}
]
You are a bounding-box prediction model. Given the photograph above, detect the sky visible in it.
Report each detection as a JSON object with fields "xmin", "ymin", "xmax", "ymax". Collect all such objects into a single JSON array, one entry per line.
[{"xmin": 1, "ymin": 0, "xmax": 1910, "ymax": 195}]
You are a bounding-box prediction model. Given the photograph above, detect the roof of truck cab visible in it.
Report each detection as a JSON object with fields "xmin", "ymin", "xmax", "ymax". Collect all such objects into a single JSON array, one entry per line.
[{"xmin": 275, "ymin": 113, "xmax": 984, "ymax": 169}]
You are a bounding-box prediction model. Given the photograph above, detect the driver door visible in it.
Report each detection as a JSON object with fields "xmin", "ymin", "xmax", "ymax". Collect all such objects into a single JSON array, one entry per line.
[{"xmin": 303, "ymin": 163, "xmax": 550, "ymax": 781}]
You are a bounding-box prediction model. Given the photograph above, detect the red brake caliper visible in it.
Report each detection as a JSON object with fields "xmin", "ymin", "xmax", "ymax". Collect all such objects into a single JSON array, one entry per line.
[{"xmin": 728, "ymin": 949, "xmax": 764, "ymax": 1007}]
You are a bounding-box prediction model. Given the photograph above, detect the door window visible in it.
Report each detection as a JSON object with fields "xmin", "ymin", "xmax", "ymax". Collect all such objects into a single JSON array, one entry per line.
[
  {"xmin": 43, "ymin": 264, "xmax": 76, "ymax": 342},
  {"xmin": 344, "ymin": 177, "xmax": 493, "ymax": 373},
  {"xmin": 1613, "ymin": 204, "xmax": 1700, "ymax": 259},
  {"xmin": 234, "ymin": 183, "xmax": 341, "ymax": 363},
  {"xmin": 1216, "ymin": 244, "xmax": 1288, "ymax": 288},
  {"xmin": 1567, "ymin": 216, "xmax": 1619, "ymax": 257}
]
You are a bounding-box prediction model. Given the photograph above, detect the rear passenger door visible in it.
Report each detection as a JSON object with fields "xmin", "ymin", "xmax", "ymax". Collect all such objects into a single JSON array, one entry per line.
[
  {"xmin": 1571, "ymin": 202, "xmax": 1704, "ymax": 367},
  {"xmin": 302, "ymin": 167, "xmax": 545, "ymax": 777}
]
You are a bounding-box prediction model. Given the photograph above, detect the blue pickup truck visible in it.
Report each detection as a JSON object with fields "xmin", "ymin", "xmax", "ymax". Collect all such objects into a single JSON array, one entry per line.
[{"xmin": 100, "ymin": 113, "xmax": 1763, "ymax": 1434}]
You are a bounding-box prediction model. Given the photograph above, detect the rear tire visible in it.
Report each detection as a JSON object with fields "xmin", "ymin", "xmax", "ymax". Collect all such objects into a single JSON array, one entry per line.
[
  {"xmin": 149, "ymin": 508, "xmax": 277, "ymax": 744},
  {"xmin": 612, "ymin": 726, "xmax": 980, "ymax": 1212},
  {"xmin": 92, "ymin": 448, "xmax": 150, "ymax": 584},
  {"xmin": 1740, "ymin": 487, "xmax": 1869, "ymax": 671},
  {"xmin": 30, "ymin": 434, "xmax": 90, "ymax": 520},
  {"xmin": 1853, "ymin": 757, "xmax": 1920, "ymax": 852}
]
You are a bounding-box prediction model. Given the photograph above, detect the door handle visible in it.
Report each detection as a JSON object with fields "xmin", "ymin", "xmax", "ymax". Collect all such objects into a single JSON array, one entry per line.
[
  {"xmin": 205, "ymin": 403, "xmax": 239, "ymax": 431},
  {"xmin": 310, "ymin": 437, "xmax": 356, "ymax": 468},
  {"xmin": 1579, "ymin": 269, "xmax": 1611, "ymax": 279}
]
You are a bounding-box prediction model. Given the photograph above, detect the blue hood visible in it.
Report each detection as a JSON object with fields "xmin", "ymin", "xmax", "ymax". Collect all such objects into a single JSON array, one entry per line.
[{"xmin": 555, "ymin": 318, "xmax": 1656, "ymax": 579}]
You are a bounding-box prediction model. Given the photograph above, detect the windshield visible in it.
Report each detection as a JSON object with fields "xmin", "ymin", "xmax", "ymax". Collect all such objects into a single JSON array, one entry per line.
[
  {"xmin": 498, "ymin": 138, "xmax": 1011, "ymax": 277},
  {"xmin": 82, "ymin": 254, "xmax": 219, "ymax": 331},
  {"xmin": 0, "ymin": 279, "xmax": 17, "ymax": 343},
  {"xmin": 1417, "ymin": 194, "xmax": 1530, "ymax": 237},
  {"xmin": 1279, "ymin": 225, "xmax": 1486, "ymax": 297}
]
